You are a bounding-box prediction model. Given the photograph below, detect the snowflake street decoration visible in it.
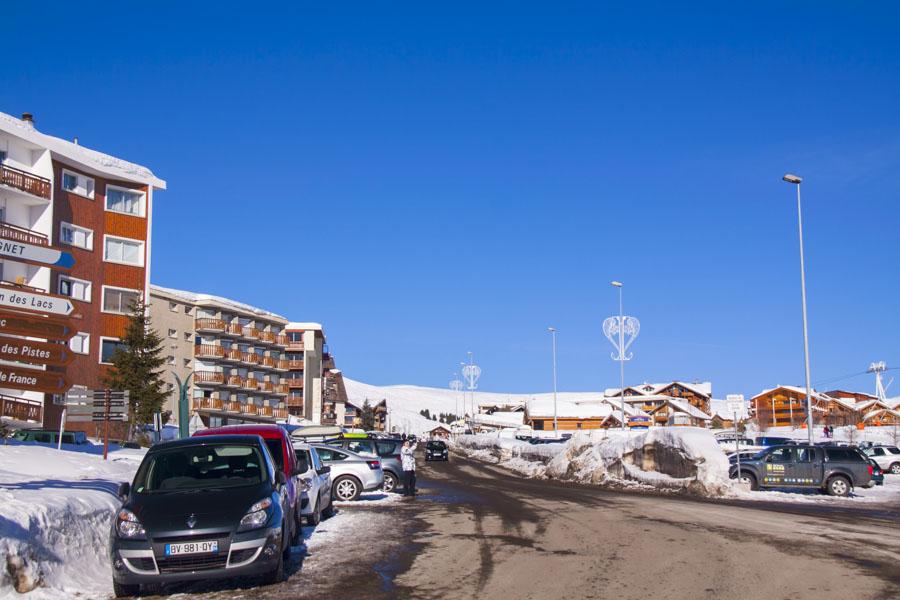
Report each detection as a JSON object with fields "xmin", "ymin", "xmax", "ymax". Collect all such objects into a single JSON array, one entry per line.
[
  {"xmin": 462, "ymin": 364, "xmax": 482, "ymax": 390},
  {"xmin": 602, "ymin": 316, "xmax": 640, "ymax": 361}
]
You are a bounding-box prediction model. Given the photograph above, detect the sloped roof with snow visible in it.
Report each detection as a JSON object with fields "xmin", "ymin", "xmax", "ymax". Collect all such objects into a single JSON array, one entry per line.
[
  {"xmin": 605, "ymin": 381, "xmax": 713, "ymax": 399},
  {"xmin": 0, "ymin": 110, "xmax": 166, "ymax": 188},
  {"xmin": 653, "ymin": 397, "xmax": 712, "ymax": 420},
  {"xmin": 150, "ymin": 285, "xmax": 287, "ymax": 321},
  {"xmin": 526, "ymin": 398, "xmax": 611, "ymax": 419},
  {"xmin": 751, "ymin": 385, "xmax": 831, "ymax": 403},
  {"xmin": 471, "ymin": 411, "xmax": 525, "ymax": 427}
]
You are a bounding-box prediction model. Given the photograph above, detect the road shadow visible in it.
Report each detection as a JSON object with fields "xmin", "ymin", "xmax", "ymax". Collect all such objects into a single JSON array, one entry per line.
[{"xmin": 0, "ymin": 478, "xmax": 120, "ymax": 497}]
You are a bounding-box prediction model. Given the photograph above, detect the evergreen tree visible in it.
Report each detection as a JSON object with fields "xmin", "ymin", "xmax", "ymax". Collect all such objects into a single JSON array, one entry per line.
[
  {"xmin": 361, "ymin": 399, "xmax": 376, "ymax": 430},
  {"xmin": 103, "ymin": 299, "xmax": 167, "ymax": 430}
]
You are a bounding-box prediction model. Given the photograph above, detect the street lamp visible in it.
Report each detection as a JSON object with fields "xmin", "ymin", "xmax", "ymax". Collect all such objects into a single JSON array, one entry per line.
[
  {"xmin": 603, "ymin": 281, "xmax": 639, "ymax": 431},
  {"xmin": 461, "ymin": 352, "xmax": 481, "ymax": 420},
  {"xmin": 449, "ymin": 374, "xmax": 463, "ymax": 422},
  {"xmin": 783, "ymin": 173, "xmax": 814, "ymax": 444},
  {"xmin": 548, "ymin": 327, "xmax": 559, "ymax": 436}
]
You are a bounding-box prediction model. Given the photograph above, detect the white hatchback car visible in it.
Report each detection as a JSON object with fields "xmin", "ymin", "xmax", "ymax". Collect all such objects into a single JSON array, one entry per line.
[
  {"xmin": 862, "ymin": 446, "xmax": 900, "ymax": 474},
  {"xmin": 292, "ymin": 443, "xmax": 334, "ymax": 526}
]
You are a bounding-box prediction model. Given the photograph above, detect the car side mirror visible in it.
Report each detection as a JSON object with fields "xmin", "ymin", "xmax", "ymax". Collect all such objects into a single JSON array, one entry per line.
[
  {"xmin": 275, "ymin": 471, "xmax": 287, "ymax": 486},
  {"xmin": 317, "ymin": 466, "xmax": 331, "ymax": 475},
  {"xmin": 118, "ymin": 482, "xmax": 130, "ymax": 500}
]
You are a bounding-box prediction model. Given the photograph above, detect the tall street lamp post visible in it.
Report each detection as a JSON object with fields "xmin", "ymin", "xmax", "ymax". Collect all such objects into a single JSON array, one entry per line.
[
  {"xmin": 603, "ymin": 281, "xmax": 639, "ymax": 431},
  {"xmin": 783, "ymin": 173, "xmax": 814, "ymax": 444},
  {"xmin": 548, "ymin": 327, "xmax": 559, "ymax": 436}
]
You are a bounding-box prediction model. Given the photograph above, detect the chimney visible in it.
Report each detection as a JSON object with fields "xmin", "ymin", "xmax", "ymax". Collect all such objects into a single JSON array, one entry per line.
[{"xmin": 21, "ymin": 113, "xmax": 34, "ymax": 129}]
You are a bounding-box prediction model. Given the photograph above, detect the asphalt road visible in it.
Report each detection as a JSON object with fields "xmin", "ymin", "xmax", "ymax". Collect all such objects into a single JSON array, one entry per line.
[{"xmin": 145, "ymin": 454, "xmax": 900, "ymax": 600}]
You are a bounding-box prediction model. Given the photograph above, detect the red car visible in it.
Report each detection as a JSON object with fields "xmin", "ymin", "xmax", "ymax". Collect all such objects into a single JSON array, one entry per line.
[{"xmin": 194, "ymin": 424, "xmax": 302, "ymax": 545}]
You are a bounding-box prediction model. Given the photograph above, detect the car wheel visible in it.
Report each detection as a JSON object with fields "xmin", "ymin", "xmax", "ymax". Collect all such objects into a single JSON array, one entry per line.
[
  {"xmin": 733, "ymin": 471, "xmax": 758, "ymax": 490},
  {"xmin": 112, "ymin": 581, "xmax": 140, "ymax": 598},
  {"xmin": 306, "ymin": 501, "xmax": 321, "ymax": 526},
  {"xmin": 322, "ymin": 497, "xmax": 335, "ymax": 519},
  {"xmin": 890, "ymin": 463, "xmax": 900, "ymax": 475},
  {"xmin": 291, "ymin": 510, "xmax": 302, "ymax": 544},
  {"xmin": 264, "ymin": 542, "xmax": 286, "ymax": 585},
  {"xmin": 332, "ymin": 475, "xmax": 362, "ymax": 501},
  {"xmin": 826, "ymin": 475, "xmax": 851, "ymax": 497},
  {"xmin": 383, "ymin": 472, "xmax": 398, "ymax": 493}
]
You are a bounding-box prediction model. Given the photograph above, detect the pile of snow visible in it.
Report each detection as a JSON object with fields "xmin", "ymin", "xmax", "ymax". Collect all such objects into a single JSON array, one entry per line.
[
  {"xmin": 454, "ymin": 427, "xmax": 734, "ymax": 496},
  {"xmin": 0, "ymin": 443, "xmax": 143, "ymax": 598},
  {"xmin": 748, "ymin": 424, "xmax": 900, "ymax": 446}
]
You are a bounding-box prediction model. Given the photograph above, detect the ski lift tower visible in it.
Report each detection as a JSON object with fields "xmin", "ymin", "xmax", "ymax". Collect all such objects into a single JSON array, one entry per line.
[{"xmin": 868, "ymin": 361, "xmax": 890, "ymax": 401}]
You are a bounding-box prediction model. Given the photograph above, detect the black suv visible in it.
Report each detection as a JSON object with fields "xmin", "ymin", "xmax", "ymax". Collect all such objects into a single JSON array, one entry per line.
[
  {"xmin": 730, "ymin": 444, "xmax": 872, "ymax": 496},
  {"xmin": 425, "ymin": 440, "xmax": 449, "ymax": 461},
  {"xmin": 109, "ymin": 435, "xmax": 292, "ymax": 597}
]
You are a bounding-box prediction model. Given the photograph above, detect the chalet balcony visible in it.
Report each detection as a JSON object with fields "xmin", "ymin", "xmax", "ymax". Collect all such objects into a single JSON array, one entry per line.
[
  {"xmin": 287, "ymin": 396, "xmax": 304, "ymax": 408},
  {"xmin": 243, "ymin": 327, "xmax": 260, "ymax": 340},
  {"xmin": 1, "ymin": 394, "xmax": 42, "ymax": 422},
  {"xmin": 196, "ymin": 318, "xmax": 226, "ymax": 333},
  {"xmin": 242, "ymin": 378, "xmax": 260, "ymax": 391},
  {"xmin": 194, "ymin": 344, "xmax": 225, "ymax": 359},
  {"xmin": 259, "ymin": 331, "xmax": 276, "ymax": 344},
  {"xmin": 273, "ymin": 384, "xmax": 289, "ymax": 395},
  {"xmin": 260, "ymin": 356, "xmax": 276, "ymax": 368},
  {"xmin": 286, "ymin": 378, "xmax": 304, "ymax": 388},
  {"xmin": 225, "ymin": 322, "xmax": 244, "ymax": 336},
  {"xmin": 288, "ymin": 359, "xmax": 304, "ymax": 370},
  {"xmin": 192, "ymin": 398, "xmax": 224, "ymax": 411},
  {"xmin": 0, "ymin": 164, "xmax": 51, "ymax": 200},
  {"xmin": 0, "ymin": 221, "xmax": 49, "ymax": 247},
  {"xmin": 194, "ymin": 371, "xmax": 225, "ymax": 386}
]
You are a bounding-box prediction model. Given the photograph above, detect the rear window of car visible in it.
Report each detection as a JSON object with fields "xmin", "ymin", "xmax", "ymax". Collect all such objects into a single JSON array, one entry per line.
[
  {"xmin": 825, "ymin": 448, "xmax": 864, "ymax": 462},
  {"xmin": 295, "ymin": 449, "xmax": 311, "ymax": 474},
  {"xmin": 888, "ymin": 447, "xmax": 900, "ymax": 455},
  {"xmin": 264, "ymin": 438, "xmax": 285, "ymax": 471},
  {"xmin": 346, "ymin": 440, "xmax": 377, "ymax": 456},
  {"xmin": 376, "ymin": 440, "xmax": 399, "ymax": 457},
  {"xmin": 316, "ymin": 448, "xmax": 348, "ymax": 462}
]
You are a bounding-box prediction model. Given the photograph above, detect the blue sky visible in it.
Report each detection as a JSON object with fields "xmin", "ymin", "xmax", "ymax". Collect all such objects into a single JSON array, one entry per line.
[{"xmin": 6, "ymin": 2, "xmax": 900, "ymax": 398}]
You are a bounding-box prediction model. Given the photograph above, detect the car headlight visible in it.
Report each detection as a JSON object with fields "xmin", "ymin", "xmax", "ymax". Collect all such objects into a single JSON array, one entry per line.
[
  {"xmin": 300, "ymin": 478, "xmax": 312, "ymax": 492},
  {"xmin": 238, "ymin": 498, "xmax": 273, "ymax": 532},
  {"xmin": 116, "ymin": 509, "xmax": 146, "ymax": 539}
]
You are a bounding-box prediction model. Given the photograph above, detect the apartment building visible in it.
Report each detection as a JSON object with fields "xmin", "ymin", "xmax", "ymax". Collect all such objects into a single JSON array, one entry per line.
[
  {"xmin": 282, "ymin": 322, "xmax": 345, "ymax": 426},
  {"xmin": 149, "ymin": 287, "xmax": 344, "ymax": 427},
  {"xmin": 0, "ymin": 111, "xmax": 165, "ymax": 428}
]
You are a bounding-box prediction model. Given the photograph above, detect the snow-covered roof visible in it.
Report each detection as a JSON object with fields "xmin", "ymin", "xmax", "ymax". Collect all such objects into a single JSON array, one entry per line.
[
  {"xmin": 654, "ymin": 397, "xmax": 712, "ymax": 421},
  {"xmin": 605, "ymin": 381, "xmax": 713, "ymax": 399},
  {"xmin": 286, "ymin": 322, "xmax": 323, "ymax": 331},
  {"xmin": 751, "ymin": 385, "xmax": 831, "ymax": 402},
  {"xmin": 0, "ymin": 110, "xmax": 166, "ymax": 189},
  {"xmin": 526, "ymin": 398, "xmax": 612, "ymax": 419},
  {"xmin": 150, "ymin": 285, "xmax": 287, "ymax": 322},
  {"xmin": 471, "ymin": 411, "xmax": 525, "ymax": 428},
  {"xmin": 862, "ymin": 408, "xmax": 900, "ymax": 421}
]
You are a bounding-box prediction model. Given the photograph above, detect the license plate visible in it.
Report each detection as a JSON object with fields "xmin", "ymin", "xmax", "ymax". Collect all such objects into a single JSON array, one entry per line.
[{"xmin": 165, "ymin": 541, "xmax": 218, "ymax": 556}]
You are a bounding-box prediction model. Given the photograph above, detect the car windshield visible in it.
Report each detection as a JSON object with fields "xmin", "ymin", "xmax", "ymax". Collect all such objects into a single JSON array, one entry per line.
[
  {"xmin": 427, "ymin": 441, "xmax": 447, "ymax": 450},
  {"xmin": 133, "ymin": 444, "xmax": 267, "ymax": 493}
]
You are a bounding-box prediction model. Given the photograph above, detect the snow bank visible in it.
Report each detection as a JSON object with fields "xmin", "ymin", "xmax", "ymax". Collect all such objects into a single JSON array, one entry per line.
[
  {"xmin": 454, "ymin": 428, "xmax": 734, "ymax": 497},
  {"xmin": 0, "ymin": 443, "xmax": 143, "ymax": 599}
]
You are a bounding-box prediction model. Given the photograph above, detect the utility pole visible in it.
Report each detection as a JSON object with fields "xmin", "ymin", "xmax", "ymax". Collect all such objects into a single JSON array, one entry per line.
[{"xmin": 548, "ymin": 327, "xmax": 559, "ymax": 436}]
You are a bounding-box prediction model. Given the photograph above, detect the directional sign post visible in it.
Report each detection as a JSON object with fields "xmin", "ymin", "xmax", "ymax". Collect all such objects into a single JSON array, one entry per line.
[
  {"xmin": 0, "ymin": 309, "xmax": 77, "ymax": 341},
  {"xmin": 0, "ymin": 336, "xmax": 76, "ymax": 367},
  {"xmin": 0, "ymin": 239, "xmax": 76, "ymax": 270},
  {"xmin": 66, "ymin": 389, "xmax": 129, "ymax": 459},
  {"xmin": 0, "ymin": 366, "xmax": 70, "ymax": 394},
  {"xmin": 0, "ymin": 288, "xmax": 74, "ymax": 317},
  {"xmin": 726, "ymin": 394, "xmax": 746, "ymax": 480}
]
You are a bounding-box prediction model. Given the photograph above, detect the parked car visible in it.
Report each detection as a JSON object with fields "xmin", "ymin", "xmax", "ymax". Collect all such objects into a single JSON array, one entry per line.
[
  {"xmin": 425, "ymin": 440, "xmax": 449, "ymax": 461},
  {"xmin": 861, "ymin": 445, "xmax": 900, "ymax": 474},
  {"xmin": 194, "ymin": 425, "xmax": 302, "ymax": 546},
  {"xmin": 727, "ymin": 450, "xmax": 761, "ymax": 464},
  {"xmin": 292, "ymin": 442, "xmax": 334, "ymax": 525},
  {"xmin": 109, "ymin": 434, "xmax": 291, "ymax": 597},
  {"xmin": 321, "ymin": 434, "xmax": 404, "ymax": 493},
  {"xmin": 13, "ymin": 429, "xmax": 88, "ymax": 445},
  {"xmin": 754, "ymin": 436, "xmax": 795, "ymax": 447},
  {"xmin": 864, "ymin": 458, "xmax": 884, "ymax": 487},
  {"xmin": 312, "ymin": 444, "xmax": 384, "ymax": 501},
  {"xmin": 730, "ymin": 444, "xmax": 872, "ymax": 496}
]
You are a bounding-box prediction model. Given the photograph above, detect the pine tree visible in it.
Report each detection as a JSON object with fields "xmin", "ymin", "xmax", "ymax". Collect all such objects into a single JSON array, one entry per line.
[
  {"xmin": 103, "ymin": 299, "xmax": 167, "ymax": 430},
  {"xmin": 361, "ymin": 399, "xmax": 376, "ymax": 431}
]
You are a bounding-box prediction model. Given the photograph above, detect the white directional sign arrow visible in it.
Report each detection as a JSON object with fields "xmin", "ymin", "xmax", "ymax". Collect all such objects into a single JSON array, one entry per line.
[
  {"xmin": 0, "ymin": 239, "xmax": 76, "ymax": 270},
  {"xmin": 0, "ymin": 288, "xmax": 74, "ymax": 316}
]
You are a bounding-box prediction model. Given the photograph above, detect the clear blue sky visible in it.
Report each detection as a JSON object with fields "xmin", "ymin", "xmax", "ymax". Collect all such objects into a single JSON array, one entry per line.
[{"xmin": 6, "ymin": 2, "xmax": 900, "ymax": 398}]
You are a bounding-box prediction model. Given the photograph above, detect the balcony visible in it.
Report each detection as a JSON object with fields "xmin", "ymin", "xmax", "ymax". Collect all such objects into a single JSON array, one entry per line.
[
  {"xmin": 225, "ymin": 348, "xmax": 243, "ymax": 362},
  {"xmin": 0, "ymin": 221, "xmax": 49, "ymax": 247},
  {"xmin": 287, "ymin": 395, "xmax": 304, "ymax": 408},
  {"xmin": 286, "ymin": 378, "xmax": 304, "ymax": 388},
  {"xmin": 242, "ymin": 378, "xmax": 260, "ymax": 391},
  {"xmin": 196, "ymin": 318, "xmax": 226, "ymax": 333},
  {"xmin": 194, "ymin": 344, "xmax": 225, "ymax": 359},
  {"xmin": 242, "ymin": 352, "xmax": 260, "ymax": 366},
  {"xmin": 227, "ymin": 375, "xmax": 243, "ymax": 388},
  {"xmin": 225, "ymin": 400, "xmax": 242, "ymax": 412},
  {"xmin": 257, "ymin": 405, "xmax": 274, "ymax": 417},
  {"xmin": 285, "ymin": 340, "xmax": 304, "ymax": 351},
  {"xmin": 276, "ymin": 334, "xmax": 289, "ymax": 346},
  {"xmin": 276, "ymin": 359, "xmax": 290, "ymax": 371},
  {"xmin": 0, "ymin": 164, "xmax": 51, "ymax": 200},
  {"xmin": 225, "ymin": 322, "xmax": 244, "ymax": 336},
  {"xmin": 273, "ymin": 407, "xmax": 289, "ymax": 420},
  {"xmin": 194, "ymin": 371, "xmax": 225, "ymax": 386},
  {"xmin": 259, "ymin": 331, "xmax": 276, "ymax": 344},
  {"xmin": 1, "ymin": 394, "xmax": 42, "ymax": 422},
  {"xmin": 274, "ymin": 384, "xmax": 289, "ymax": 395},
  {"xmin": 243, "ymin": 327, "xmax": 260, "ymax": 340},
  {"xmin": 288, "ymin": 359, "xmax": 304, "ymax": 370},
  {"xmin": 192, "ymin": 398, "xmax": 224, "ymax": 411},
  {"xmin": 259, "ymin": 381, "xmax": 274, "ymax": 393},
  {"xmin": 260, "ymin": 356, "xmax": 276, "ymax": 368}
]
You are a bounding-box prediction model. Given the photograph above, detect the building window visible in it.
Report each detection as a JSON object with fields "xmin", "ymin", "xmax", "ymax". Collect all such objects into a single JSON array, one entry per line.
[
  {"xmin": 166, "ymin": 355, "xmax": 175, "ymax": 365},
  {"xmin": 169, "ymin": 301, "xmax": 178, "ymax": 312},
  {"xmin": 105, "ymin": 186, "xmax": 145, "ymax": 216},
  {"xmin": 184, "ymin": 332, "xmax": 192, "ymax": 341},
  {"xmin": 102, "ymin": 286, "xmax": 141, "ymax": 314},
  {"xmin": 168, "ymin": 328, "xmax": 177, "ymax": 338},
  {"xmin": 61, "ymin": 169, "xmax": 95, "ymax": 199},
  {"xmin": 69, "ymin": 332, "xmax": 90, "ymax": 355},
  {"xmin": 59, "ymin": 222, "xmax": 94, "ymax": 251},
  {"xmin": 183, "ymin": 358, "xmax": 191, "ymax": 368},
  {"xmin": 0, "ymin": 151, "xmax": 6, "ymax": 163},
  {"xmin": 100, "ymin": 338, "xmax": 126, "ymax": 364},
  {"xmin": 103, "ymin": 235, "xmax": 144, "ymax": 266},
  {"xmin": 58, "ymin": 276, "xmax": 91, "ymax": 302}
]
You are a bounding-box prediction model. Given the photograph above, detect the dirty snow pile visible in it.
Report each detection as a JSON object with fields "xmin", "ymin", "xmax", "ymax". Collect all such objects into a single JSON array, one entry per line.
[
  {"xmin": 0, "ymin": 443, "xmax": 143, "ymax": 599},
  {"xmin": 455, "ymin": 427, "xmax": 734, "ymax": 496}
]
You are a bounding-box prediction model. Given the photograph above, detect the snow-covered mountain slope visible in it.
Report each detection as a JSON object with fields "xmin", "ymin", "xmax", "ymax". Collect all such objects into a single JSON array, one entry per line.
[{"xmin": 343, "ymin": 378, "xmax": 607, "ymax": 435}]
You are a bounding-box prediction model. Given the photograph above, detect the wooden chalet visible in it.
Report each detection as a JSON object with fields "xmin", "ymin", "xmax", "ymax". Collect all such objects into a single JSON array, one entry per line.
[
  {"xmin": 648, "ymin": 397, "xmax": 712, "ymax": 427},
  {"xmin": 750, "ymin": 386, "xmax": 830, "ymax": 428},
  {"xmin": 525, "ymin": 398, "xmax": 607, "ymax": 431},
  {"xmin": 344, "ymin": 398, "xmax": 387, "ymax": 431},
  {"xmin": 608, "ymin": 381, "xmax": 713, "ymax": 415},
  {"xmin": 427, "ymin": 424, "xmax": 452, "ymax": 439}
]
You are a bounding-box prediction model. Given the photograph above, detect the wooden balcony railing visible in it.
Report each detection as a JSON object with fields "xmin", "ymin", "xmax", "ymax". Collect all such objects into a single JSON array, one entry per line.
[
  {"xmin": 243, "ymin": 378, "xmax": 259, "ymax": 390},
  {"xmin": 243, "ymin": 352, "xmax": 260, "ymax": 365},
  {"xmin": 287, "ymin": 395, "xmax": 303, "ymax": 407},
  {"xmin": 227, "ymin": 375, "xmax": 243, "ymax": 387},
  {"xmin": 194, "ymin": 344, "xmax": 225, "ymax": 359},
  {"xmin": 225, "ymin": 400, "xmax": 242, "ymax": 412},
  {"xmin": 243, "ymin": 327, "xmax": 260, "ymax": 340},
  {"xmin": 286, "ymin": 378, "xmax": 304, "ymax": 388},
  {"xmin": 259, "ymin": 331, "xmax": 276, "ymax": 344},
  {"xmin": 0, "ymin": 221, "xmax": 49, "ymax": 247},
  {"xmin": 288, "ymin": 360, "xmax": 304, "ymax": 370},
  {"xmin": 192, "ymin": 398, "xmax": 224, "ymax": 411},
  {"xmin": 194, "ymin": 371, "xmax": 225, "ymax": 385},
  {"xmin": 276, "ymin": 334, "xmax": 289, "ymax": 346},
  {"xmin": 1, "ymin": 394, "xmax": 43, "ymax": 422},
  {"xmin": 261, "ymin": 356, "xmax": 276, "ymax": 368},
  {"xmin": 285, "ymin": 340, "xmax": 304, "ymax": 351},
  {"xmin": 276, "ymin": 359, "xmax": 290, "ymax": 370},
  {"xmin": 226, "ymin": 323, "xmax": 243, "ymax": 336},
  {"xmin": 196, "ymin": 318, "xmax": 226, "ymax": 332},
  {"xmin": 226, "ymin": 349, "xmax": 243, "ymax": 361},
  {"xmin": 259, "ymin": 381, "xmax": 274, "ymax": 393},
  {"xmin": 273, "ymin": 407, "xmax": 289, "ymax": 420},
  {"xmin": 274, "ymin": 384, "xmax": 290, "ymax": 395},
  {"xmin": 1, "ymin": 164, "xmax": 51, "ymax": 199},
  {"xmin": 257, "ymin": 405, "xmax": 274, "ymax": 417}
]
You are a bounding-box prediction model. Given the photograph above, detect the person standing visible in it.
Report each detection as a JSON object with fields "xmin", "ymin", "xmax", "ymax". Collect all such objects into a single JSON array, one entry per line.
[{"xmin": 401, "ymin": 439, "xmax": 418, "ymax": 496}]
